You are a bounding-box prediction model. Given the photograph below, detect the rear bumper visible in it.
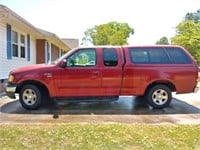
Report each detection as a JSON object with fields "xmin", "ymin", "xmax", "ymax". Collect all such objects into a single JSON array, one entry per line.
[
  {"xmin": 194, "ymin": 87, "xmax": 199, "ymax": 93},
  {"xmin": 5, "ymin": 83, "xmax": 17, "ymax": 98},
  {"xmin": 194, "ymin": 80, "xmax": 200, "ymax": 93},
  {"xmin": 194, "ymin": 73, "xmax": 200, "ymax": 93}
]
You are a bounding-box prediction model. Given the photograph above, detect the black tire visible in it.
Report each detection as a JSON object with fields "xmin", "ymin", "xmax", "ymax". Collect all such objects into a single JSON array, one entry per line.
[
  {"xmin": 19, "ymin": 84, "xmax": 42, "ymax": 110},
  {"xmin": 145, "ymin": 84, "xmax": 172, "ymax": 109}
]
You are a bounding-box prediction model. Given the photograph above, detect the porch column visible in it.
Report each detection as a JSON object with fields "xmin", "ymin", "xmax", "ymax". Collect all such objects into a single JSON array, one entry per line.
[{"xmin": 45, "ymin": 41, "xmax": 52, "ymax": 64}]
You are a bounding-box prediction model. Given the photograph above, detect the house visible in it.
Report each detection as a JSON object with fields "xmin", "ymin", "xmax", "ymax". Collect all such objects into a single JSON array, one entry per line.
[
  {"xmin": 0, "ymin": 5, "xmax": 78, "ymax": 92},
  {"xmin": 62, "ymin": 38, "xmax": 79, "ymax": 49},
  {"xmin": 36, "ymin": 29, "xmax": 71, "ymax": 64}
]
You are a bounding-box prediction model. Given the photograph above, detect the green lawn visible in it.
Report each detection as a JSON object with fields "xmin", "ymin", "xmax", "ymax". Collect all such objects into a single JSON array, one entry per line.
[{"xmin": 0, "ymin": 124, "xmax": 200, "ymax": 150}]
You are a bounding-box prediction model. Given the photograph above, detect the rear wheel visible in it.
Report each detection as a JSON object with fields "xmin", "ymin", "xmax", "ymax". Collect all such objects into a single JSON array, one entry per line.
[
  {"xmin": 145, "ymin": 84, "xmax": 172, "ymax": 109},
  {"xmin": 19, "ymin": 84, "xmax": 42, "ymax": 110}
]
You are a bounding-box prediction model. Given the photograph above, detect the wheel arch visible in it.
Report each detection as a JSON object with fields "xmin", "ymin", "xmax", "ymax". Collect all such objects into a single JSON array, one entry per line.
[
  {"xmin": 145, "ymin": 80, "xmax": 176, "ymax": 95},
  {"xmin": 16, "ymin": 80, "xmax": 50, "ymax": 97}
]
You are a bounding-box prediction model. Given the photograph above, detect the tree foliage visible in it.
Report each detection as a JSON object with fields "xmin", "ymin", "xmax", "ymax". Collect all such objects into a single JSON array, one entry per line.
[
  {"xmin": 82, "ymin": 22, "xmax": 134, "ymax": 45},
  {"xmin": 156, "ymin": 36, "xmax": 169, "ymax": 45},
  {"xmin": 185, "ymin": 9, "xmax": 200, "ymax": 23},
  {"xmin": 171, "ymin": 20, "xmax": 200, "ymax": 65}
]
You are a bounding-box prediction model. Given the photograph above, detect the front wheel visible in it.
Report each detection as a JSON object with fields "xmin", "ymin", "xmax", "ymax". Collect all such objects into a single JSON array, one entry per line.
[
  {"xmin": 145, "ymin": 85, "xmax": 172, "ymax": 109},
  {"xmin": 19, "ymin": 84, "xmax": 42, "ymax": 110}
]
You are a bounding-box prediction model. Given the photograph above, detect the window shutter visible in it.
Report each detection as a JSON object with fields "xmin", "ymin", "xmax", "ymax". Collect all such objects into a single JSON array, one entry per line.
[
  {"xmin": 27, "ymin": 34, "xmax": 30, "ymax": 61},
  {"xmin": 6, "ymin": 24, "xmax": 12, "ymax": 59}
]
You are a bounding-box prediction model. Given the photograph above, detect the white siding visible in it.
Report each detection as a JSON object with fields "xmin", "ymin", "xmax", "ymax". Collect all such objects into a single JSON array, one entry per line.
[
  {"xmin": 0, "ymin": 23, "xmax": 8, "ymax": 79},
  {"xmin": 0, "ymin": 23, "xmax": 36, "ymax": 79}
]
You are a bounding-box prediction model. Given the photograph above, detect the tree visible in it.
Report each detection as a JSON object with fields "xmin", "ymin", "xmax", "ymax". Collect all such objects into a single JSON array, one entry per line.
[
  {"xmin": 171, "ymin": 20, "xmax": 200, "ymax": 65},
  {"xmin": 185, "ymin": 9, "xmax": 200, "ymax": 23},
  {"xmin": 156, "ymin": 36, "xmax": 169, "ymax": 45},
  {"xmin": 82, "ymin": 22, "xmax": 134, "ymax": 45}
]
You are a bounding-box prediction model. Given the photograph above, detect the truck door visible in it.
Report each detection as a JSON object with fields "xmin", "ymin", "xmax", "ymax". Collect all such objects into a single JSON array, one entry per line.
[
  {"xmin": 56, "ymin": 48, "xmax": 102, "ymax": 97},
  {"xmin": 101, "ymin": 48, "xmax": 124, "ymax": 96}
]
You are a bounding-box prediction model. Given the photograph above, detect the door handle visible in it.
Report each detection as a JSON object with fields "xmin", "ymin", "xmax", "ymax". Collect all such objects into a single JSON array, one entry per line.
[{"xmin": 92, "ymin": 71, "xmax": 100, "ymax": 76}]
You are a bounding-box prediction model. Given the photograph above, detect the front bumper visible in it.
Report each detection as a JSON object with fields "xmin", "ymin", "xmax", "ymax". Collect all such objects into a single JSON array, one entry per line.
[{"xmin": 6, "ymin": 83, "xmax": 17, "ymax": 98}]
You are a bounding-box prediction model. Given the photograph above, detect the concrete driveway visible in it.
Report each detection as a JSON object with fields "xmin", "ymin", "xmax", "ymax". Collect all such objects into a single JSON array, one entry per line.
[{"xmin": 0, "ymin": 92, "xmax": 199, "ymax": 124}]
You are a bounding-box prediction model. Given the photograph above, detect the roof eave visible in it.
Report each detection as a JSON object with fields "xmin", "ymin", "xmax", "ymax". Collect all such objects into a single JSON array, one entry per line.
[{"xmin": 0, "ymin": 5, "xmax": 43, "ymax": 37}]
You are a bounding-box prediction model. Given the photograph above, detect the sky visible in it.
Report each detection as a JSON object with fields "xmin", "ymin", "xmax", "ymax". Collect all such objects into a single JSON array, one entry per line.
[{"xmin": 0, "ymin": 0, "xmax": 200, "ymax": 45}]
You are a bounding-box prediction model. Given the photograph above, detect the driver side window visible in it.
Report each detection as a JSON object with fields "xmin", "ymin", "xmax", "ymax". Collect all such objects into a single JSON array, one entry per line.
[{"xmin": 67, "ymin": 48, "xmax": 96, "ymax": 67}]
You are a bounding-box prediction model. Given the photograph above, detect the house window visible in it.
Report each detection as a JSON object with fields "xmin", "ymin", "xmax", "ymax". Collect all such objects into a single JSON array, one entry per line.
[
  {"xmin": 12, "ymin": 31, "xmax": 18, "ymax": 57},
  {"xmin": 20, "ymin": 34, "xmax": 25, "ymax": 58},
  {"xmin": 12, "ymin": 31, "xmax": 26, "ymax": 58}
]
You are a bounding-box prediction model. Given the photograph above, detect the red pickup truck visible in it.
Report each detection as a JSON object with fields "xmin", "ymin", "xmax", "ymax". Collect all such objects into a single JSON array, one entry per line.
[{"xmin": 6, "ymin": 45, "xmax": 199, "ymax": 110}]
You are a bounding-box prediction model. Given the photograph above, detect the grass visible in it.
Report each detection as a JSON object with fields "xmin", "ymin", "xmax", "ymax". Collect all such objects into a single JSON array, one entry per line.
[{"xmin": 0, "ymin": 123, "xmax": 200, "ymax": 150}]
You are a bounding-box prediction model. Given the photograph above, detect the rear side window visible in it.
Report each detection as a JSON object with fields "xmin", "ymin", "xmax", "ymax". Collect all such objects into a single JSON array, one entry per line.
[
  {"xmin": 129, "ymin": 48, "xmax": 170, "ymax": 64},
  {"xmin": 165, "ymin": 47, "xmax": 192, "ymax": 64},
  {"xmin": 103, "ymin": 48, "xmax": 118, "ymax": 66}
]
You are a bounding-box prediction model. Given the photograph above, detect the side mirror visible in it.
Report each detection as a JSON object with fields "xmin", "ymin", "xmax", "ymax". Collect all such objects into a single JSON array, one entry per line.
[
  {"xmin": 59, "ymin": 59, "xmax": 67, "ymax": 68},
  {"xmin": 67, "ymin": 59, "xmax": 76, "ymax": 67}
]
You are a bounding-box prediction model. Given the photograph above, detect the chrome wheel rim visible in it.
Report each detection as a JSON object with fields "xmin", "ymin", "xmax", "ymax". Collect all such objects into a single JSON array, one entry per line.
[
  {"xmin": 152, "ymin": 89, "xmax": 168, "ymax": 105},
  {"xmin": 22, "ymin": 89, "xmax": 37, "ymax": 106}
]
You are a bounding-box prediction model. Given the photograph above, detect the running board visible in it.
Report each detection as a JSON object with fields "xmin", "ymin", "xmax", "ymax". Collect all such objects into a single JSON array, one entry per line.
[{"xmin": 54, "ymin": 96, "xmax": 119, "ymax": 104}]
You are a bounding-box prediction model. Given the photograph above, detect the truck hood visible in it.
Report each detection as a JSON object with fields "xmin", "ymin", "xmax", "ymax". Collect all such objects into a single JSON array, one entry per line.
[{"xmin": 10, "ymin": 64, "xmax": 56, "ymax": 74}]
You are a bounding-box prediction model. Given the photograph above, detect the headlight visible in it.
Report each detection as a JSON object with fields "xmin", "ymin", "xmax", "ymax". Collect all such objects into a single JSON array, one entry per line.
[{"xmin": 8, "ymin": 74, "xmax": 15, "ymax": 82}]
